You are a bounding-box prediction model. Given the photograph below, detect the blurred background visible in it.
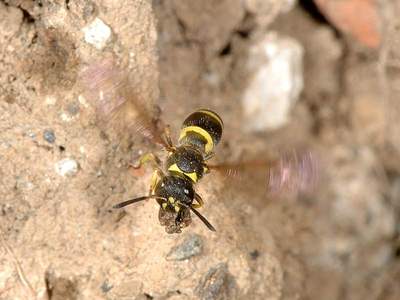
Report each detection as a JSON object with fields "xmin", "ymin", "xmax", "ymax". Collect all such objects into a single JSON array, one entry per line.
[{"xmin": 0, "ymin": 0, "xmax": 399, "ymax": 299}]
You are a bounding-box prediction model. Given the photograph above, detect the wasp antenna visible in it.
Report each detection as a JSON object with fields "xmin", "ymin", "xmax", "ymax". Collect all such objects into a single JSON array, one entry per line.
[
  {"xmin": 113, "ymin": 195, "xmax": 166, "ymax": 209},
  {"xmin": 189, "ymin": 206, "xmax": 216, "ymax": 232}
]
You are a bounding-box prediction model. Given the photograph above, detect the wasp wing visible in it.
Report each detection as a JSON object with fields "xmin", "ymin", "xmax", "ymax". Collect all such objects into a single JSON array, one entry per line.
[
  {"xmin": 208, "ymin": 149, "xmax": 319, "ymax": 196},
  {"xmin": 79, "ymin": 56, "xmax": 169, "ymax": 148},
  {"xmin": 266, "ymin": 150, "xmax": 319, "ymax": 195}
]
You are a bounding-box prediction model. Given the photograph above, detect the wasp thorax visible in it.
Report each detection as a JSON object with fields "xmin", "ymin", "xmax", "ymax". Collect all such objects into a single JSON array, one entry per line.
[
  {"xmin": 166, "ymin": 146, "xmax": 206, "ymax": 183},
  {"xmin": 178, "ymin": 109, "xmax": 223, "ymax": 156}
]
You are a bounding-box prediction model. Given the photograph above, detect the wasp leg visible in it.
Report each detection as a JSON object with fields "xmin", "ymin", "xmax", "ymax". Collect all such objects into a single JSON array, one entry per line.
[
  {"xmin": 129, "ymin": 152, "xmax": 164, "ymax": 201},
  {"xmin": 175, "ymin": 207, "xmax": 192, "ymax": 229},
  {"xmin": 203, "ymin": 163, "xmax": 210, "ymax": 175},
  {"xmin": 192, "ymin": 192, "xmax": 204, "ymax": 209},
  {"xmin": 130, "ymin": 152, "xmax": 162, "ymax": 170},
  {"xmin": 150, "ymin": 169, "xmax": 166, "ymax": 207},
  {"xmin": 163, "ymin": 125, "xmax": 174, "ymax": 149}
]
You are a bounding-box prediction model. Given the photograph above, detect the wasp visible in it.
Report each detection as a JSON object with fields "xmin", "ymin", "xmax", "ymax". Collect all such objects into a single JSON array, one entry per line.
[
  {"xmin": 80, "ymin": 57, "xmax": 318, "ymax": 234},
  {"xmin": 113, "ymin": 109, "xmax": 223, "ymax": 233}
]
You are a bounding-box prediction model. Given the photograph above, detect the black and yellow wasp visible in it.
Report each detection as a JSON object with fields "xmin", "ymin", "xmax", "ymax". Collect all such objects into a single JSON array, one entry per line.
[
  {"xmin": 80, "ymin": 57, "xmax": 317, "ymax": 234},
  {"xmin": 113, "ymin": 109, "xmax": 223, "ymax": 233}
]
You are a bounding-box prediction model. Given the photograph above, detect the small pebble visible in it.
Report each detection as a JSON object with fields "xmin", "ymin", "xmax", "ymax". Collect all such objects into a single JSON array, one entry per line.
[
  {"xmin": 27, "ymin": 131, "xmax": 36, "ymax": 139},
  {"xmin": 249, "ymin": 249, "xmax": 260, "ymax": 260},
  {"xmin": 55, "ymin": 158, "xmax": 79, "ymax": 177},
  {"xmin": 45, "ymin": 95, "xmax": 57, "ymax": 105},
  {"xmin": 166, "ymin": 234, "xmax": 203, "ymax": 261},
  {"xmin": 66, "ymin": 102, "xmax": 80, "ymax": 115},
  {"xmin": 83, "ymin": 17, "xmax": 112, "ymax": 50},
  {"xmin": 43, "ymin": 129, "xmax": 56, "ymax": 143},
  {"xmin": 195, "ymin": 263, "xmax": 237, "ymax": 300},
  {"xmin": 15, "ymin": 176, "xmax": 34, "ymax": 190},
  {"xmin": 100, "ymin": 280, "xmax": 113, "ymax": 293}
]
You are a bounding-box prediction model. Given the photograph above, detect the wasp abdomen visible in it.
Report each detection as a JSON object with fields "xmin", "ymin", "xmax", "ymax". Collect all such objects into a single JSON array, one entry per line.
[{"xmin": 179, "ymin": 109, "xmax": 223, "ymax": 155}]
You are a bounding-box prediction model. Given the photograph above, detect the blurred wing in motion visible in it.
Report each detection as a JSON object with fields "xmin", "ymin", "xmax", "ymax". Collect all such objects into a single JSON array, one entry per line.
[
  {"xmin": 208, "ymin": 159, "xmax": 269, "ymax": 181},
  {"xmin": 209, "ymin": 149, "xmax": 319, "ymax": 196},
  {"xmin": 267, "ymin": 150, "xmax": 319, "ymax": 195},
  {"xmin": 79, "ymin": 57, "xmax": 169, "ymax": 148}
]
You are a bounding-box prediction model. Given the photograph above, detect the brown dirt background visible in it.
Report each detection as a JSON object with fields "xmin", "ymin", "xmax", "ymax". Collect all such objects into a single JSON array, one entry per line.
[{"xmin": 1, "ymin": 0, "xmax": 400, "ymax": 299}]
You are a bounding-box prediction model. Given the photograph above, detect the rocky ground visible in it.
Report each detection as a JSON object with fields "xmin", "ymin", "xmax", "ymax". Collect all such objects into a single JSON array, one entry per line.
[{"xmin": 0, "ymin": 0, "xmax": 399, "ymax": 299}]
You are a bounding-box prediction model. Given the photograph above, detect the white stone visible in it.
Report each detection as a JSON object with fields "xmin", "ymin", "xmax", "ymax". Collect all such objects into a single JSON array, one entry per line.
[
  {"xmin": 45, "ymin": 95, "xmax": 57, "ymax": 105},
  {"xmin": 244, "ymin": 0, "xmax": 296, "ymax": 15},
  {"xmin": 242, "ymin": 32, "xmax": 304, "ymax": 131},
  {"xmin": 78, "ymin": 95, "xmax": 90, "ymax": 108},
  {"xmin": 55, "ymin": 158, "xmax": 79, "ymax": 177},
  {"xmin": 60, "ymin": 112, "xmax": 73, "ymax": 122},
  {"xmin": 83, "ymin": 18, "xmax": 112, "ymax": 50}
]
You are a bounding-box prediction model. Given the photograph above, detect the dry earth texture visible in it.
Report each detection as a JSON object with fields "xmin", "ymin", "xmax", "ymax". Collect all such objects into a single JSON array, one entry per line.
[{"xmin": 0, "ymin": 0, "xmax": 399, "ymax": 300}]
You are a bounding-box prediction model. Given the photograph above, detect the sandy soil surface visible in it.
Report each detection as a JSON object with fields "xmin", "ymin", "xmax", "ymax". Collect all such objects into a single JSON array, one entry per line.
[{"xmin": 0, "ymin": 1, "xmax": 399, "ymax": 299}]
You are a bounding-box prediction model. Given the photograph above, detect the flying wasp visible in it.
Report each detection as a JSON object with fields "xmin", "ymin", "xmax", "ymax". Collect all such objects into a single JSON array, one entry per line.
[
  {"xmin": 80, "ymin": 57, "xmax": 318, "ymax": 234},
  {"xmin": 80, "ymin": 58, "xmax": 225, "ymax": 233},
  {"xmin": 113, "ymin": 109, "xmax": 223, "ymax": 233}
]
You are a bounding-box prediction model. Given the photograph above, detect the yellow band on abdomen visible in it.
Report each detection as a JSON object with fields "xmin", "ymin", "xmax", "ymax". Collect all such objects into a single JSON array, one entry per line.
[{"xmin": 179, "ymin": 125, "xmax": 214, "ymax": 154}]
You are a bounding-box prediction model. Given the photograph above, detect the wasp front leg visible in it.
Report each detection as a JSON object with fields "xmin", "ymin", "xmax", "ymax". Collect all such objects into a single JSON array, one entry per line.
[
  {"xmin": 130, "ymin": 152, "xmax": 162, "ymax": 170},
  {"xmin": 162, "ymin": 124, "xmax": 174, "ymax": 149},
  {"xmin": 150, "ymin": 169, "xmax": 163, "ymax": 197},
  {"xmin": 129, "ymin": 152, "xmax": 164, "ymax": 198}
]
